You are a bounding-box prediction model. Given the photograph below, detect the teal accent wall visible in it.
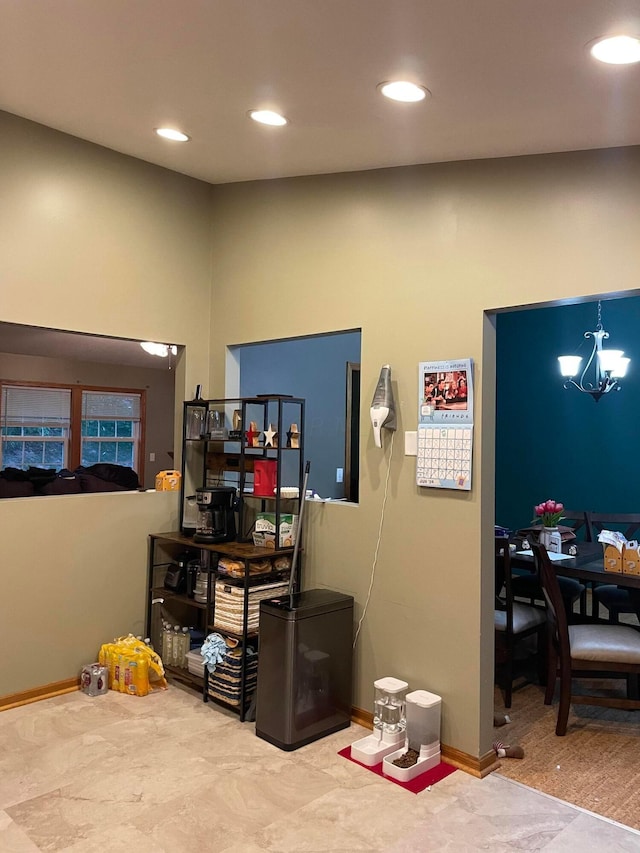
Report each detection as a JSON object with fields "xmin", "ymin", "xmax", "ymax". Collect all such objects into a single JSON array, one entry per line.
[
  {"xmin": 239, "ymin": 331, "xmax": 361, "ymax": 499},
  {"xmin": 496, "ymin": 296, "xmax": 639, "ymax": 533}
]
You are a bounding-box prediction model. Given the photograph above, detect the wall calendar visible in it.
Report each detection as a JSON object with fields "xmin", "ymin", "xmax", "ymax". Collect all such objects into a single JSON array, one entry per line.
[{"xmin": 416, "ymin": 358, "xmax": 474, "ymax": 491}]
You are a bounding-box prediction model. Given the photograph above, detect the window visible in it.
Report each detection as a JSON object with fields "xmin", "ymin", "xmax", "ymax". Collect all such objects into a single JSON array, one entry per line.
[
  {"xmin": 1, "ymin": 386, "xmax": 71, "ymax": 469},
  {"xmin": 81, "ymin": 391, "xmax": 141, "ymax": 469},
  {"xmin": 1, "ymin": 383, "xmax": 144, "ymax": 474}
]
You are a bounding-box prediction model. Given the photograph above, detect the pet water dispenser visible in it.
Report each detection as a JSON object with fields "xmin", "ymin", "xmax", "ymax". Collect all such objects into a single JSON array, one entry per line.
[
  {"xmin": 382, "ymin": 689, "xmax": 442, "ymax": 782},
  {"xmin": 350, "ymin": 676, "xmax": 408, "ymax": 766}
]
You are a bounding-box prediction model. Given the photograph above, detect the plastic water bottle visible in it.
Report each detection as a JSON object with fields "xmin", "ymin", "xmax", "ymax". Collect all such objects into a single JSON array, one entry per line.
[
  {"xmin": 162, "ymin": 621, "xmax": 173, "ymax": 665},
  {"xmin": 172, "ymin": 626, "xmax": 181, "ymax": 667},
  {"xmin": 181, "ymin": 628, "xmax": 190, "ymax": 667}
]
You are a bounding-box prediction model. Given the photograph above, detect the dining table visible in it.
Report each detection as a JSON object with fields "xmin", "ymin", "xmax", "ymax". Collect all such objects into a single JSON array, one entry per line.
[{"xmin": 510, "ymin": 538, "xmax": 640, "ymax": 620}]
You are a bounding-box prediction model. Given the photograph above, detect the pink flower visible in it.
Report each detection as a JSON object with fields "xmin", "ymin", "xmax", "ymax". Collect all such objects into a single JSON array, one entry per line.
[{"xmin": 531, "ymin": 498, "xmax": 565, "ymax": 528}]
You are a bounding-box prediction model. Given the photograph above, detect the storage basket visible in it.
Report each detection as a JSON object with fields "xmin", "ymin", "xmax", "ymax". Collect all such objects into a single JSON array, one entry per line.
[
  {"xmin": 208, "ymin": 646, "xmax": 258, "ymax": 706},
  {"xmin": 213, "ymin": 580, "xmax": 289, "ymax": 634},
  {"xmin": 186, "ymin": 648, "xmax": 205, "ymax": 678}
]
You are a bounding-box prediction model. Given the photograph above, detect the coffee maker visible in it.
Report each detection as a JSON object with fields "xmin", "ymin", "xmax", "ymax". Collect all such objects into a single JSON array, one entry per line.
[{"xmin": 193, "ymin": 487, "xmax": 237, "ymax": 544}]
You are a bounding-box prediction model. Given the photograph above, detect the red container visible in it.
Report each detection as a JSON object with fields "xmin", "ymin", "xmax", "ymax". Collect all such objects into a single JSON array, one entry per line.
[{"xmin": 254, "ymin": 460, "xmax": 278, "ymax": 497}]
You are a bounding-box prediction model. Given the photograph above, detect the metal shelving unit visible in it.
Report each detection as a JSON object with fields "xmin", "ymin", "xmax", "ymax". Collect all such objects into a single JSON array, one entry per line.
[{"xmin": 146, "ymin": 395, "xmax": 306, "ymax": 721}]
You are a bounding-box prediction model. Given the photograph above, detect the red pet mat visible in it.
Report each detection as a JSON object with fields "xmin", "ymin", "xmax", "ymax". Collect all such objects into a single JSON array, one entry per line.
[{"xmin": 338, "ymin": 746, "xmax": 457, "ymax": 794}]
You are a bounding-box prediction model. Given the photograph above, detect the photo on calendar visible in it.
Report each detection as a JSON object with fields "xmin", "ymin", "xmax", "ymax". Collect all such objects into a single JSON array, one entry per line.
[{"xmin": 419, "ymin": 358, "xmax": 474, "ymax": 424}]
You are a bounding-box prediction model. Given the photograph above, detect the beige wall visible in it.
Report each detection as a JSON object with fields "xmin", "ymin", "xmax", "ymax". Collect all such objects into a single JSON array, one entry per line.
[
  {"xmin": 0, "ymin": 491, "xmax": 179, "ymax": 694},
  {"xmin": 3, "ymin": 104, "xmax": 640, "ymax": 760},
  {"xmin": 0, "ymin": 351, "xmax": 176, "ymax": 488},
  {"xmin": 0, "ymin": 111, "xmax": 213, "ymax": 699},
  {"xmin": 209, "ymin": 147, "xmax": 640, "ymax": 757},
  {"xmin": 0, "ymin": 110, "xmax": 214, "ymax": 398}
]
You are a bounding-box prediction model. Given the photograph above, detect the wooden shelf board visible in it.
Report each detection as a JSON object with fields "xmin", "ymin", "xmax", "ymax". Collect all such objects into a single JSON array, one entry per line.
[
  {"xmin": 208, "ymin": 626, "xmax": 259, "ymax": 640},
  {"xmin": 215, "ymin": 571, "xmax": 290, "ymax": 587},
  {"xmin": 151, "ymin": 588, "xmax": 208, "ymax": 609},
  {"xmin": 164, "ymin": 664, "xmax": 203, "ymax": 689},
  {"xmin": 151, "ymin": 531, "xmax": 295, "ymax": 559}
]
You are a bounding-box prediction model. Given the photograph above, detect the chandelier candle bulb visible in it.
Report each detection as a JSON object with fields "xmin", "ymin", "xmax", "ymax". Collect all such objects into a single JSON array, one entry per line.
[
  {"xmin": 558, "ymin": 356, "xmax": 582, "ymax": 377},
  {"xmin": 597, "ymin": 350, "xmax": 625, "ymax": 372}
]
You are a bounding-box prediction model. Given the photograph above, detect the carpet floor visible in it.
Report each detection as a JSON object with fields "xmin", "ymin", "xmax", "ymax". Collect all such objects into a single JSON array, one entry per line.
[{"xmin": 494, "ymin": 675, "xmax": 640, "ymax": 831}]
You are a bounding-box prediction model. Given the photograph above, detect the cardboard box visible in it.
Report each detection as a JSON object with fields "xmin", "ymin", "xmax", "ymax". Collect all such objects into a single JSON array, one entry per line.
[
  {"xmin": 253, "ymin": 513, "xmax": 298, "ymax": 549},
  {"xmin": 623, "ymin": 542, "xmax": 640, "ymax": 576},
  {"xmin": 155, "ymin": 470, "xmax": 181, "ymax": 491},
  {"xmin": 603, "ymin": 543, "xmax": 623, "ymax": 573}
]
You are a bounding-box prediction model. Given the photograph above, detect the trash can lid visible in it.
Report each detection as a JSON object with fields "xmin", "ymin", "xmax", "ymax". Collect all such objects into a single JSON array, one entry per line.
[{"xmin": 260, "ymin": 588, "xmax": 354, "ymax": 619}]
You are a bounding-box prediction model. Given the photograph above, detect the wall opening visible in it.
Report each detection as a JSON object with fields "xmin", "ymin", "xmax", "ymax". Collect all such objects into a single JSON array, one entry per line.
[
  {"xmin": 0, "ymin": 321, "xmax": 178, "ymax": 490},
  {"xmin": 228, "ymin": 329, "xmax": 362, "ymax": 500}
]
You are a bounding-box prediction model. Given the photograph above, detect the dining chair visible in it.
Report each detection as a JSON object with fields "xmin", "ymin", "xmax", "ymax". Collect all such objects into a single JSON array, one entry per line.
[
  {"xmin": 495, "ymin": 536, "xmax": 546, "ymax": 708},
  {"xmin": 590, "ymin": 513, "xmax": 640, "ymax": 623},
  {"xmin": 532, "ymin": 542, "xmax": 640, "ymax": 736}
]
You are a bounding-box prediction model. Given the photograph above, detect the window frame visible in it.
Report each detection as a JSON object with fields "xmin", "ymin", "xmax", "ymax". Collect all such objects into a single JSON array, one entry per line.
[{"xmin": 0, "ymin": 380, "xmax": 146, "ymax": 477}]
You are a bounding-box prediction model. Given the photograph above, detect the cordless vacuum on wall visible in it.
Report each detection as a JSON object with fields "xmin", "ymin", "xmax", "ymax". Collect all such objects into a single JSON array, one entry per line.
[{"xmin": 370, "ymin": 364, "xmax": 397, "ymax": 447}]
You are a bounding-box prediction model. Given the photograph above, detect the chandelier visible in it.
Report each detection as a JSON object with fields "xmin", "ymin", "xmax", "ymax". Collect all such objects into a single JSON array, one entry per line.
[{"xmin": 558, "ymin": 301, "xmax": 630, "ymax": 402}]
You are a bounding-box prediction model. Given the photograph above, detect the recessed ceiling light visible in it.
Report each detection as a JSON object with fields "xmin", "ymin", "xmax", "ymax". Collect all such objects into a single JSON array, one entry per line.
[
  {"xmin": 378, "ymin": 81, "xmax": 429, "ymax": 103},
  {"xmin": 155, "ymin": 127, "xmax": 191, "ymax": 142},
  {"xmin": 589, "ymin": 35, "xmax": 640, "ymax": 64},
  {"xmin": 248, "ymin": 110, "xmax": 288, "ymax": 126}
]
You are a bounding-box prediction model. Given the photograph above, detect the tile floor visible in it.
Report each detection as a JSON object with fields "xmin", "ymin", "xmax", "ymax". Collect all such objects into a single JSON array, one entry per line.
[{"xmin": 1, "ymin": 685, "xmax": 640, "ymax": 852}]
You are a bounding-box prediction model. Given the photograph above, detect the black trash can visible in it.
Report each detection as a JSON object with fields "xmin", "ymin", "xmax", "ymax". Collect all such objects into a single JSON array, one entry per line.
[{"xmin": 255, "ymin": 588, "xmax": 354, "ymax": 751}]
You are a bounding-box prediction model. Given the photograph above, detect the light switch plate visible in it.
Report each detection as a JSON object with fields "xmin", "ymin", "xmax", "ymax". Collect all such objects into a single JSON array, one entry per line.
[{"xmin": 404, "ymin": 431, "xmax": 417, "ymax": 456}]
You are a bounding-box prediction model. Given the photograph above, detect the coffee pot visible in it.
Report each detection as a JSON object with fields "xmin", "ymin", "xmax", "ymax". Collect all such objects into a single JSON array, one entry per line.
[{"xmin": 194, "ymin": 487, "xmax": 237, "ymax": 544}]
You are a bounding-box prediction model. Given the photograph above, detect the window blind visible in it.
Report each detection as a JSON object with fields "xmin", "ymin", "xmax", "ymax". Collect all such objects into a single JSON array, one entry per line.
[
  {"xmin": 1, "ymin": 386, "xmax": 71, "ymax": 427},
  {"xmin": 81, "ymin": 391, "xmax": 141, "ymax": 420}
]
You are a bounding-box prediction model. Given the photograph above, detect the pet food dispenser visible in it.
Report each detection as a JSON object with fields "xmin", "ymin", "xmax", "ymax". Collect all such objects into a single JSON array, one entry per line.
[
  {"xmin": 350, "ymin": 676, "xmax": 408, "ymax": 766},
  {"xmin": 382, "ymin": 689, "xmax": 442, "ymax": 782}
]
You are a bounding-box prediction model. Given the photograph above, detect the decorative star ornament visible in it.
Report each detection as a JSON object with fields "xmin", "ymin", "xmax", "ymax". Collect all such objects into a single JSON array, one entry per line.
[
  {"xmin": 263, "ymin": 423, "xmax": 278, "ymax": 448},
  {"xmin": 245, "ymin": 421, "xmax": 260, "ymax": 447},
  {"xmin": 287, "ymin": 423, "xmax": 300, "ymax": 448}
]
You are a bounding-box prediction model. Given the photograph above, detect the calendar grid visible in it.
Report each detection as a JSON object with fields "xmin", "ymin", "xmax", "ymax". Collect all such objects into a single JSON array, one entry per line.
[{"xmin": 416, "ymin": 424, "xmax": 473, "ymax": 490}]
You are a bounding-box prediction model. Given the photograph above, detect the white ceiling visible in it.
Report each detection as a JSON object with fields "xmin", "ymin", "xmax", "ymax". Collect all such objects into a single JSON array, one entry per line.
[{"xmin": 1, "ymin": 1, "xmax": 639, "ymax": 185}]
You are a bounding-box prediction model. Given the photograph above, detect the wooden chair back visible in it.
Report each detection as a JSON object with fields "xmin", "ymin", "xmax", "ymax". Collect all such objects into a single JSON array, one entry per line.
[
  {"xmin": 590, "ymin": 512, "xmax": 640, "ymax": 541},
  {"xmin": 560, "ymin": 510, "xmax": 594, "ymax": 542},
  {"xmin": 495, "ymin": 535, "xmax": 513, "ymax": 635},
  {"xmin": 532, "ymin": 541, "xmax": 569, "ymax": 657}
]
